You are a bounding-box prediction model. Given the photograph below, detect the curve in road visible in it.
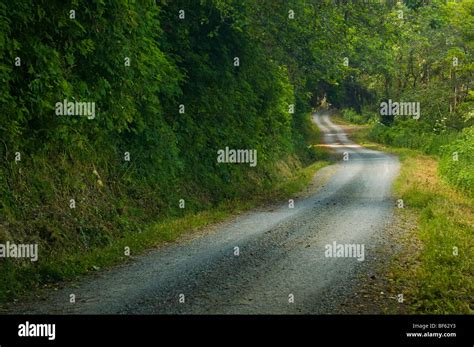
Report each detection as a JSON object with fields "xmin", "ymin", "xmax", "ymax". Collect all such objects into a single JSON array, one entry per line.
[{"xmin": 10, "ymin": 110, "xmax": 400, "ymax": 314}]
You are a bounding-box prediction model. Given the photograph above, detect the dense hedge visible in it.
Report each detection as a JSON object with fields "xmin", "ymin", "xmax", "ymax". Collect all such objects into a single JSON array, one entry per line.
[
  {"xmin": 439, "ymin": 127, "xmax": 474, "ymax": 197},
  {"xmin": 369, "ymin": 121, "xmax": 460, "ymax": 156}
]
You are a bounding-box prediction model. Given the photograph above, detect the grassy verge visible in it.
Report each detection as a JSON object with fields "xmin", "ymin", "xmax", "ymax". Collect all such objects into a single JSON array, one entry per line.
[
  {"xmin": 0, "ymin": 116, "xmax": 330, "ymax": 305},
  {"xmin": 342, "ymin": 119, "xmax": 473, "ymax": 314}
]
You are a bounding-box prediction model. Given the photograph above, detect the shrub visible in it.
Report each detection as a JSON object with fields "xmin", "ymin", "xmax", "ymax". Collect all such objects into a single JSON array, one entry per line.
[{"xmin": 439, "ymin": 127, "xmax": 474, "ymax": 197}]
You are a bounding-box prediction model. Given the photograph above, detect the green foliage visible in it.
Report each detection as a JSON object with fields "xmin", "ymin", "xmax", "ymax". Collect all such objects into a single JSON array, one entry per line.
[
  {"xmin": 354, "ymin": 0, "xmax": 474, "ymax": 197},
  {"xmin": 333, "ymin": 0, "xmax": 473, "ymax": 162},
  {"xmin": 439, "ymin": 126, "xmax": 474, "ymax": 197},
  {"xmin": 340, "ymin": 108, "xmax": 376, "ymax": 124},
  {"xmin": 369, "ymin": 120, "xmax": 459, "ymax": 155}
]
